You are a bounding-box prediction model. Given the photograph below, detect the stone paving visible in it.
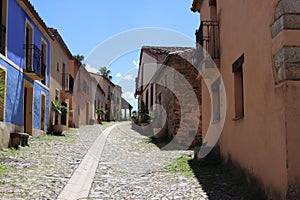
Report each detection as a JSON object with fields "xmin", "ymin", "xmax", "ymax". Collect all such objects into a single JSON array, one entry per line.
[
  {"xmin": 89, "ymin": 123, "xmax": 208, "ymax": 199},
  {"xmin": 0, "ymin": 122, "xmax": 264, "ymax": 199},
  {"xmin": 0, "ymin": 124, "xmax": 110, "ymax": 199}
]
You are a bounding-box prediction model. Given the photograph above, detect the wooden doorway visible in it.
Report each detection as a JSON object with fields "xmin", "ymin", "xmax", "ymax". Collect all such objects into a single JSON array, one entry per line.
[
  {"xmin": 24, "ymin": 81, "xmax": 33, "ymax": 135},
  {"xmin": 40, "ymin": 94, "xmax": 46, "ymax": 130}
]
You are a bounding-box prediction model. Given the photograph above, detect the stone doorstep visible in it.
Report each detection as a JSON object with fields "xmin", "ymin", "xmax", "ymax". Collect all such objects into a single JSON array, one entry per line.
[{"xmin": 9, "ymin": 132, "xmax": 29, "ymax": 148}]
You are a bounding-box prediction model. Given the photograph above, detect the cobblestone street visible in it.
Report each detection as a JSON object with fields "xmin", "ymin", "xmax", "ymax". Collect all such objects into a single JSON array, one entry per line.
[
  {"xmin": 89, "ymin": 123, "xmax": 205, "ymax": 200},
  {"xmin": 0, "ymin": 122, "xmax": 264, "ymax": 199},
  {"xmin": 0, "ymin": 124, "xmax": 110, "ymax": 199}
]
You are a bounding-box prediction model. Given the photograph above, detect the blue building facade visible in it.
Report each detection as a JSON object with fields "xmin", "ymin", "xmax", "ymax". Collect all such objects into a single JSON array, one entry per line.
[{"xmin": 0, "ymin": 0, "xmax": 51, "ymax": 148}]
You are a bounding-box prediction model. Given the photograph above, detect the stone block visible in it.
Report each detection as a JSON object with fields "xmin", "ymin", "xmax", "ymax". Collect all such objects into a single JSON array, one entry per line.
[
  {"xmin": 9, "ymin": 132, "xmax": 29, "ymax": 148},
  {"xmin": 275, "ymin": 0, "xmax": 300, "ymax": 20},
  {"xmin": 274, "ymin": 46, "xmax": 300, "ymax": 82},
  {"xmin": 271, "ymin": 14, "xmax": 300, "ymax": 38}
]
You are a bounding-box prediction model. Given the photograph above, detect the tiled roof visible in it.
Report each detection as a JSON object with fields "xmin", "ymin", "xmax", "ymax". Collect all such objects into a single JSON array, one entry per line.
[
  {"xmin": 20, "ymin": 0, "xmax": 53, "ymax": 39},
  {"xmin": 164, "ymin": 48, "xmax": 196, "ymax": 64},
  {"xmin": 121, "ymin": 98, "xmax": 133, "ymax": 109},
  {"xmin": 142, "ymin": 46, "xmax": 193, "ymax": 54}
]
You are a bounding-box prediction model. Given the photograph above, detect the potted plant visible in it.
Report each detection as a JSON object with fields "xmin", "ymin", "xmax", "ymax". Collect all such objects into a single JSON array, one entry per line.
[
  {"xmin": 51, "ymin": 100, "xmax": 69, "ymax": 135},
  {"xmin": 96, "ymin": 107, "xmax": 107, "ymax": 124}
]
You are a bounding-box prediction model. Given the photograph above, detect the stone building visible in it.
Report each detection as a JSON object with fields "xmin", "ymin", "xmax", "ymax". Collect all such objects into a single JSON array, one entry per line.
[
  {"xmin": 135, "ymin": 46, "xmax": 202, "ymax": 148},
  {"xmin": 192, "ymin": 0, "xmax": 300, "ymax": 198}
]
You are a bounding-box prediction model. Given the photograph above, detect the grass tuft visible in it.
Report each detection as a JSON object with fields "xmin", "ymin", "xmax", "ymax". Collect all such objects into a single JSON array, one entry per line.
[{"xmin": 164, "ymin": 154, "xmax": 195, "ymax": 177}]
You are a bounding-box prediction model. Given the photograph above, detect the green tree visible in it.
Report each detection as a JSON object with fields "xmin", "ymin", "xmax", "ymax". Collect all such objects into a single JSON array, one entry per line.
[
  {"xmin": 73, "ymin": 54, "xmax": 84, "ymax": 62},
  {"xmin": 96, "ymin": 107, "xmax": 107, "ymax": 124},
  {"xmin": 98, "ymin": 66, "xmax": 111, "ymax": 78}
]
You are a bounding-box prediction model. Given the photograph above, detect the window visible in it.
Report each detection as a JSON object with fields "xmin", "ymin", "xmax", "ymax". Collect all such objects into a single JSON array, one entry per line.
[
  {"xmin": 150, "ymin": 84, "xmax": 154, "ymax": 107},
  {"xmin": 0, "ymin": 0, "xmax": 7, "ymax": 55},
  {"xmin": 57, "ymin": 63, "xmax": 59, "ymax": 72},
  {"xmin": 25, "ymin": 22, "xmax": 33, "ymax": 71},
  {"xmin": 0, "ymin": 68, "xmax": 6, "ymax": 121},
  {"xmin": 83, "ymin": 80, "xmax": 87, "ymax": 93},
  {"xmin": 78, "ymin": 105, "xmax": 80, "ymax": 115},
  {"xmin": 146, "ymin": 90, "xmax": 149, "ymax": 109},
  {"xmin": 212, "ymin": 77, "xmax": 220, "ymax": 123},
  {"xmin": 232, "ymin": 54, "xmax": 244, "ymax": 120},
  {"xmin": 77, "ymin": 72, "xmax": 81, "ymax": 92},
  {"xmin": 41, "ymin": 40, "xmax": 47, "ymax": 85},
  {"xmin": 108, "ymin": 86, "xmax": 111, "ymax": 100}
]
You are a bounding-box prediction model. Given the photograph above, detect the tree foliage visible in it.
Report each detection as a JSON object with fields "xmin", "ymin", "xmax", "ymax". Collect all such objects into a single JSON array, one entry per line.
[
  {"xmin": 73, "ymin": 54, "xmax": 84, "ymax": 62},
  {"xmin": 98, "ymin": 66, "xmax": 111, "ymax": 79}
]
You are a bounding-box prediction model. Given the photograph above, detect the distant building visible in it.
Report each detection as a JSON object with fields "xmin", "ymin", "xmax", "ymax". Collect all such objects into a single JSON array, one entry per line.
[
  {"xmin": 121, "ymin": 98, "xmax": 133, "ymax": 120},
  {"xmin": 73, "ymin": 66, "xmax": 94, "ymax": 126},
  {"xmin": 192, "ymin": 0, "xmax": 300, "ymax": 198},
  {"xmin": 0, "ymin": 0, "xmax": 52, "ymax": 148},
  {"xmin": 135, "ymin": 46, "xmax": 202, "ymax": 148},
  {"xmin": 69, "ymin": 58, "xmax": 81, "ymax": 127},
  {"xmin": 91, "ymin": 76, "xmax": 105, "ymax": 123},
  {"xmin": 113, "ymin": 85, "xmax": 122, "ymax": 121},
  {"xmin": 89, "ymin": 72, "xmax": 122, "ymax": 121}
]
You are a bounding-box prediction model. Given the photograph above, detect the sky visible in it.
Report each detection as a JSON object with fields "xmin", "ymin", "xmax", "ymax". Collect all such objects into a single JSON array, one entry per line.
[{"xmin": 29, "ymin": 0, "xmax": 200, "ymax": 111}]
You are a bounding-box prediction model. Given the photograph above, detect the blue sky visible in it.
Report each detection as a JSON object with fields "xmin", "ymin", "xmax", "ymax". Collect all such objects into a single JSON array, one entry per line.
[{"xmin": 29, "ymin": 0, "xmax": 200, "ymax": 110}]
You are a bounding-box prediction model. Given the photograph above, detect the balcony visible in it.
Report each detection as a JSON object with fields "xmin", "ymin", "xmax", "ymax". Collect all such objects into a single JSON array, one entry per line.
[
  {"xmin": 61, "ymin": 73, "xmax": 74, "ymax": 97},
  {"xmin": 24, "ymin": 44, "xmax": 43, "ymax": 80},
  {"xmin": 0, "ymin": 24, "xmax": 6, "ymax": 55},
  {"xmin": 134, "ymin": 87, "xmax": 143, "ymax": 97},
  {"xmin": 195, "ymin": 21, "xmax": 220, "ymax": 60}
]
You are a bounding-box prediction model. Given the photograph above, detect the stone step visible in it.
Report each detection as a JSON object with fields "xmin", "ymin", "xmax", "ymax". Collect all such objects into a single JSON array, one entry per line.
[{"xmin": 9, "ymin": 132, "xmax": 29, "ymax": 148}]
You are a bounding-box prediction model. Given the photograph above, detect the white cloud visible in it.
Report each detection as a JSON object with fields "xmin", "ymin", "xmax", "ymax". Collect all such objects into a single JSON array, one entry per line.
[
  {"xmin": 133, "ymin": 59, "xmax": 139, "ymax": 69},
  {"xmin": 85, "ymin": 64, "xmax": 98, "ymax": 74},
  {"xmin": 116, "ymin": 73, "xmax": 122, "ymax": 78},
  {"xmin": 122, "ymin": 91, "xmax": 135, "ymax": 101},
  {"xmin": 123, "ymin": 74, "xmax": 134, "ymax": 80}
]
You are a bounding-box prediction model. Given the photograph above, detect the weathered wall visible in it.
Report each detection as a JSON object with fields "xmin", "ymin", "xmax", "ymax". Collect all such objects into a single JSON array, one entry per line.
[
  {"xmin": 49, "ymin": 35, "xmax": 72, "ymax": 130},
  {"xmin": 198, "ymin": 0, "xmax": 290, "ymax": 197}
]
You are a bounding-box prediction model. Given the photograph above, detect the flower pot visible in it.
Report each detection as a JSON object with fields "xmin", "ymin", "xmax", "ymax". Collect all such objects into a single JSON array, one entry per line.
[{"xmin": 52, "ymin": 124, "xmax": 63, "ymax": 135}]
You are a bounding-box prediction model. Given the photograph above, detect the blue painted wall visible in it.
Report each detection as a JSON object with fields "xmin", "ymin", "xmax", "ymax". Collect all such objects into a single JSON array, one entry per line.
[
  {"xmin": 0, "ymin": 59, "xmax": 24, "ymax": 126},
  {"xmin": 2, "ymin": 0, "xmax": 51, "ymax": 131},
  {"xmin": 7, "ymin": 0, "xmax": 50, "ymax": 87},
  {"xmin": 33, "ymin": 83, "xmax": 49, "ymax": 130}
]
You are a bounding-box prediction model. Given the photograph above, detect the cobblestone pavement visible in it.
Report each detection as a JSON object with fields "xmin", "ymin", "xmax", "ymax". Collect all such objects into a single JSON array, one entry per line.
[
  {"xmin": 0, "ymin": 122, "xmax": 264, "ymax": 200},
  {"xmin": 89, "ymin": 123, "xmax": 208, "ymax": 199},
  {"xmin": 0, "ymin": 124, "xmax": 112, "ymax": 199}
]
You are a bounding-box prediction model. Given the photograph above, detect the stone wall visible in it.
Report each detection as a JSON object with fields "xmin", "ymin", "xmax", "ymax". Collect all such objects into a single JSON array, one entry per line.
[{"xmin": 155, "ymin": 50, "xmax": 202, "ymax": 148}]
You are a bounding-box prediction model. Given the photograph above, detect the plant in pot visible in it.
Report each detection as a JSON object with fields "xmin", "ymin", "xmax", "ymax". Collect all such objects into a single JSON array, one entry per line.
[
  {"xmin": 96, "ymin": 107, "xmax": 107, "ymax": 124},
  {"xmin": 131, "ymin": 111, "xmax": 138, "ymax": 124},
  {"xmin": 51, "ymin": 100, "xmax": 69, "ymax": 135}
]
